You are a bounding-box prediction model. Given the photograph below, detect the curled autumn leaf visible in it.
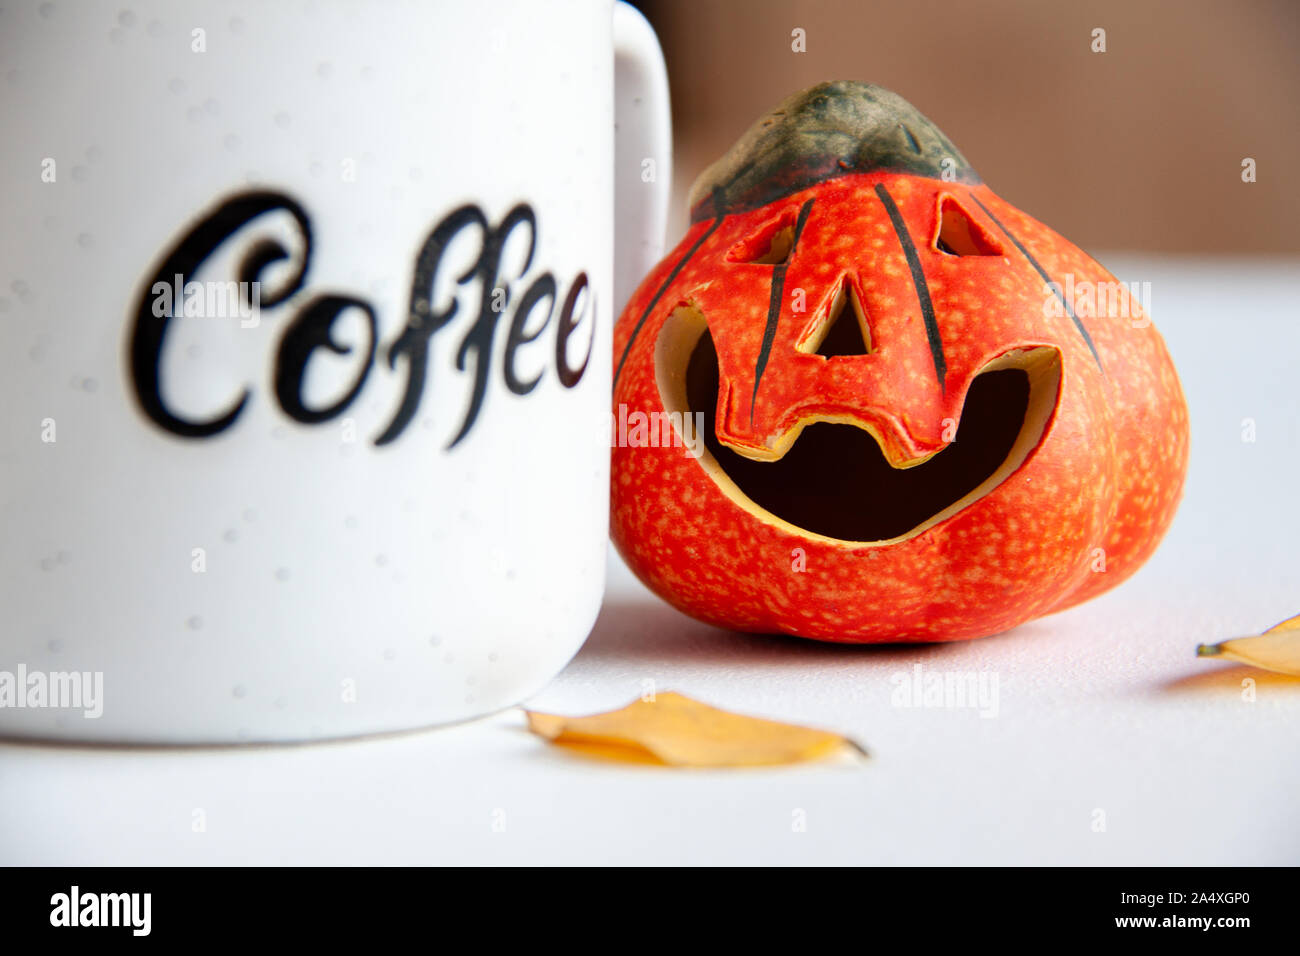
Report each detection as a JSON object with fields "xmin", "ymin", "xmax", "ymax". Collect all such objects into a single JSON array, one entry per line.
[
  {"xmin": 525, "ymin": 692, "xmax": 867, "ymax": 768},
  {"xmin": 1196, "ymin": 612, "xmax": 1300, "ymax": 676}
]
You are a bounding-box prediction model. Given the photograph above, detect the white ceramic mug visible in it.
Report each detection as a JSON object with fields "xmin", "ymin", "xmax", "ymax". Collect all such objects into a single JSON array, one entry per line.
[{"xmin": 0, "ymin": 0, "xmax": 670, "ymax": 742}]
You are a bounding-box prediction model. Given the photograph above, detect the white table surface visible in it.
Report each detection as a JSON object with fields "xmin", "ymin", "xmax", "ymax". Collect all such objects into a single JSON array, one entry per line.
[{"xmin": 3, "ymin": 254, "xmax": 1299, "ymax": 866}]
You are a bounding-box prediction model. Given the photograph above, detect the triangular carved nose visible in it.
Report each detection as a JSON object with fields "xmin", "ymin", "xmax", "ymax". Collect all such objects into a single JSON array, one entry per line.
[{"xmin": 800, "ymin": 277, "xmax": 872, "ymax": 357}]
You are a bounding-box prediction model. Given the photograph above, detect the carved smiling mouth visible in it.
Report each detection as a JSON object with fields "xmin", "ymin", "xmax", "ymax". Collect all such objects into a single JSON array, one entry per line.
[{"xmin": 656, "ymin": 307, "xmax": 1062, "ymax": 544}]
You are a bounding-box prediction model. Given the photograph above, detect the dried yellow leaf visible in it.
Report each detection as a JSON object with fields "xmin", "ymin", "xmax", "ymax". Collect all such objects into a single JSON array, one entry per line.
[
  {"xmin": 1196, "ymin": 612, "xmax": 1300, "ymax": 676},
  {"xmin": 525, "ymin": 692, "xmax": 866, "ymax": 768}
]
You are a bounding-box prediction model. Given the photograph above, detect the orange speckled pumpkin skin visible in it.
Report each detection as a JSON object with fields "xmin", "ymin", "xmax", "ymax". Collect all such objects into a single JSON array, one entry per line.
[{"xmin": 611, "ymin": 170, "xmax": 1189, "ymax": 643}]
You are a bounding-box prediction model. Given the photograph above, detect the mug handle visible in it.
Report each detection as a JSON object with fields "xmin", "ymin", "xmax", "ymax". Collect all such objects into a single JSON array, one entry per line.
[{"xmin": 613, "ymin": 2, "xmax": 672, "ymax": 315}]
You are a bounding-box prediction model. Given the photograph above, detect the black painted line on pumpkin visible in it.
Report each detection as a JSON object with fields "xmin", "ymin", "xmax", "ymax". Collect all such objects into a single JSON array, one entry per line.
[
  {"xmin": 874, "ymin": 183, "xmax": 947, "ymax": 391},
  {"xmin": 750, "ymin": 197, "xmax": 816, "ymax": 426},
  {"xmin": 613, "ymin": 192, "xmax": 727, "ymax": 390},
  {"xmin": 971, "ymin": 195, "xmax": 1104, "ymax": 372}
]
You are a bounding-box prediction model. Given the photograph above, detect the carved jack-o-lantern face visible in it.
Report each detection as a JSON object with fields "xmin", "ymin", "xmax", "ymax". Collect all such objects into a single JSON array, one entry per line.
[{"xmin": 611, "ymin": 82, "xmax": 1188, "ymax": 643}]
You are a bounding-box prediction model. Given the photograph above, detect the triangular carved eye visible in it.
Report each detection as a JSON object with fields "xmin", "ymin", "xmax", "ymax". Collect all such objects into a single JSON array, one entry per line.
[
  {"xmin": 800, "ymin": 278, "xmax": 872, "ymax": 357},
  {"xmin": 934, "ymin": 197, "xmax": 1003, "ymax": 257},
  {"xmin": 727, "ymin": 207, "xmax": 799, "ymax": 265}
]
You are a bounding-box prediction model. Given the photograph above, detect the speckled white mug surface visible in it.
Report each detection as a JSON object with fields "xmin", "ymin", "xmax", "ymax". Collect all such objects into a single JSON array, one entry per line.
[{"xmin": 0, "ymin": 0, "xmax": 670, "ymax": 742}]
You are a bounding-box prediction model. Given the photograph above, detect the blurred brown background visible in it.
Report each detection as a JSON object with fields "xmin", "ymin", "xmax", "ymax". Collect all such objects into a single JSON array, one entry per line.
[{"xmin": 631, "ymin": 0, "xmax": 1299, "ymax": 254}]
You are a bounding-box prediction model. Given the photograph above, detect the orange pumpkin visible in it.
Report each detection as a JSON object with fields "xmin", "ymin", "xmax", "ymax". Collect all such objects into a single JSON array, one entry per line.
[{"xmin": 610, "ymin": 81, "xmax": 1188, "ymax": 642}]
